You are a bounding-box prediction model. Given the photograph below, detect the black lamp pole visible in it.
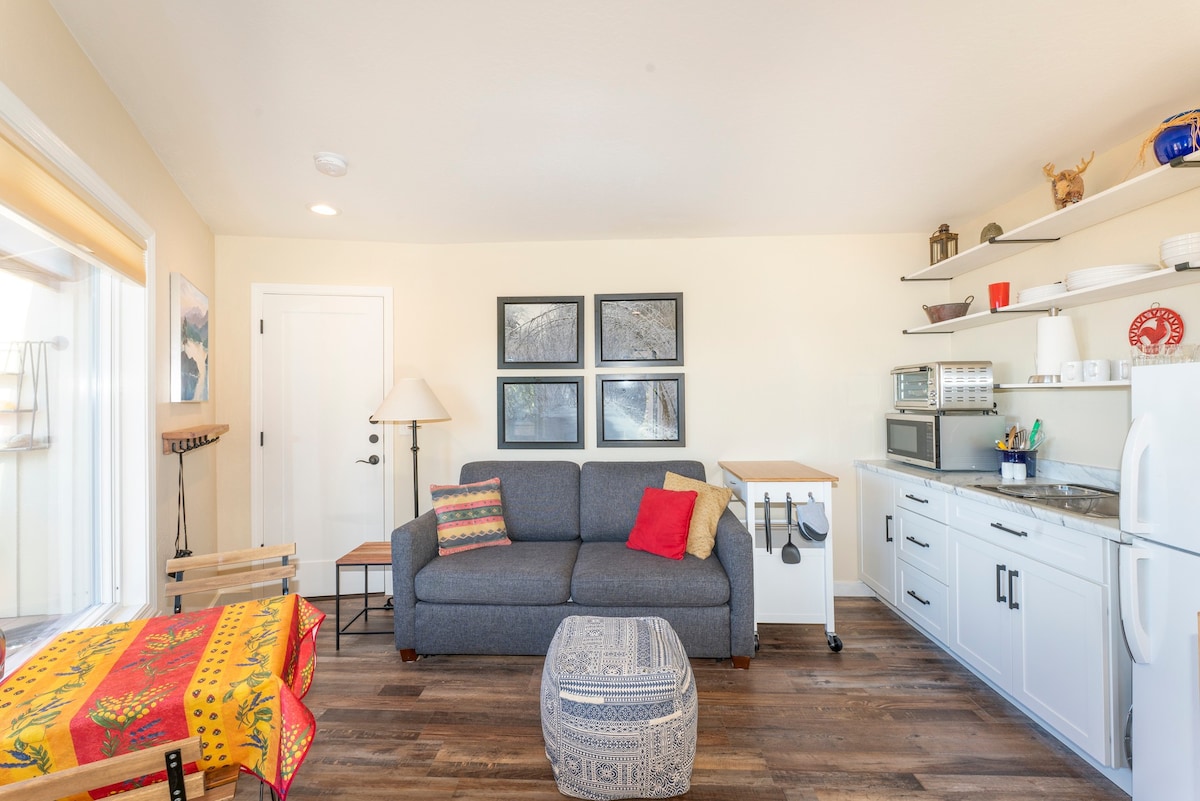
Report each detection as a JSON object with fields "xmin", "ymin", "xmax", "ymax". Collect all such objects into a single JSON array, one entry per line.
[{"xmin": 410, "ymin": 420, "xmax": 421, "ymax": 518}]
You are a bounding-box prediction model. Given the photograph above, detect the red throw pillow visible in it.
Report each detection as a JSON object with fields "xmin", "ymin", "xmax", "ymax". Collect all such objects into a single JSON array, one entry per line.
[{"xmin": 626, "ymin": 487, "xmax": 698, "ymax": 560}]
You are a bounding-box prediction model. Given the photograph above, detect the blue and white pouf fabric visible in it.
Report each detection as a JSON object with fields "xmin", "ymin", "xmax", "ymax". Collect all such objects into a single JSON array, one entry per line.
[{"xmin": 541, "ymin": 615, "xmax": 697, "ymax": 800}]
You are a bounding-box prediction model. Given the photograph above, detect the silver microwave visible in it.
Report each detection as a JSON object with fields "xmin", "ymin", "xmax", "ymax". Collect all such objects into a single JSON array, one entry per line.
[{"xmin": 886, "ymin": 412, "xmax": 1004, "ymax": 471}]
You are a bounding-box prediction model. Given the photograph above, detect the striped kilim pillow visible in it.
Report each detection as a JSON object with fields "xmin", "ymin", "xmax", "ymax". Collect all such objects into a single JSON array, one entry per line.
[{"xmin": 430, "ymin": 477, "xmax": 511, "ymax": 556}]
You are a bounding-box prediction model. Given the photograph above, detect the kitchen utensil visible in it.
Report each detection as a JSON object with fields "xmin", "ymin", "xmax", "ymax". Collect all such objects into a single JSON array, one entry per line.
[
  {"xmin": 996, "ymin": 439, "xmax": 1008, "ymax": 450},
  {"xmin": 795, "ymin": 492, "xmax": 829, "ymax": 542},
  {"xmin": 763, "ymin": 493, "xmax": 772, "ymax": 555},
  {"xmin": 923, "ymin": 295, "xmax": 974, "ymax": 324},
  {"xmin": 1029, "ymin": 419, "xmax": 1042, "ymax": 448},
  {"xmin": 781, "ymin": 493, "xmax": 801, "ymax": 564},
  {"xmin": 1007, "ymin": 425, "xmax": 1018, "ymax": 448}
]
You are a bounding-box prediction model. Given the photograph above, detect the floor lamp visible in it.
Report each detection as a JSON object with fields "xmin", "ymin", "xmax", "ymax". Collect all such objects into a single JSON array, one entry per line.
[{"xmin": 371, "ymin": 378, "xmax": 451, "ymax": 519}]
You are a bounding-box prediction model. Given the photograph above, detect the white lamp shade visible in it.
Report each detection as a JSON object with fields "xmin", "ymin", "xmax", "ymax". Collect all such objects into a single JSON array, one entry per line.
[{"xmin": 372, "ymin": 378, "xmax": 451, "ymax": 423}]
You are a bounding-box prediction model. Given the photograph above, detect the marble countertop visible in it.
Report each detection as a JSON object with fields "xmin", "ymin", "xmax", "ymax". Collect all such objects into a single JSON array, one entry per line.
[{"xmin": 855, "ymin": 458, "xmax": 1123, "ymax": 543}]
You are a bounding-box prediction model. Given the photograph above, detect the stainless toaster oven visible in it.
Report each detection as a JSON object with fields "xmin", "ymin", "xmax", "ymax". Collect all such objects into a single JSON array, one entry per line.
[{"xmin": 892, "ymin": 361, "xmax": 994, "ymax": 412}]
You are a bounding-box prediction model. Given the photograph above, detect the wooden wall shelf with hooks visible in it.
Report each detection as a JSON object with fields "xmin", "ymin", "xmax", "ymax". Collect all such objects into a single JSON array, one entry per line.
[{"xmin": 162, "ymin": 424, "xmax": 229, "ymax": 454}]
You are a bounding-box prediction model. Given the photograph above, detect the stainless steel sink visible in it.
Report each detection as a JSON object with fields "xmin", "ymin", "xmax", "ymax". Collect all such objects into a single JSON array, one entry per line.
[{"xmin": 969, "ymin": 483, "xmax": 1120, "ymax": 519}]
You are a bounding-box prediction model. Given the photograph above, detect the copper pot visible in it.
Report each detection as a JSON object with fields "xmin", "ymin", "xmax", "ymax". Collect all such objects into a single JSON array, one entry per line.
[{"xmin": 923, "ymin": 295, "xmax": 974, "ymax": 324}]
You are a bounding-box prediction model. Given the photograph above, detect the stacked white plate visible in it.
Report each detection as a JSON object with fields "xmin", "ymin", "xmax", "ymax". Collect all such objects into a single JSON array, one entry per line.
[
  {"xmin": 1017, "ymin": 282, "xmax": 1066, "ymax": 304},
  {"xmin": 1161, "ymin": 232, "xmax": 1200, "ymax": 269},
  {"xmin": 1065, "ymin": 263, "xmax": 1161, "ymax": 292}
]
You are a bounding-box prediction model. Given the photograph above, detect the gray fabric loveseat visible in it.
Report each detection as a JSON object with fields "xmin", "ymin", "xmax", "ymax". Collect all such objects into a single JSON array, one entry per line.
[{"xmin": 390, "ymin": 459, "xmax": 755, "ymax": 667}]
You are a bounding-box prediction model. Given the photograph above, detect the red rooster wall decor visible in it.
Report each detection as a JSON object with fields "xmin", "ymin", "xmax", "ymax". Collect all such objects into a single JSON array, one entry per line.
[{"xmin": 1129, "ymin": 304, "xmax": 1185, "ymax": 348}]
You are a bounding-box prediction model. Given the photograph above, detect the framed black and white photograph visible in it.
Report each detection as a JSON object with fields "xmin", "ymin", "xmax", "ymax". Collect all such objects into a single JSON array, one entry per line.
[
  {"xmin": 596, "ymin": 374, "xmax": 685, "ymax": 447},
  {"xmin": 498, "ymin": 296, "xmax": 584, "ymax": 369},
  {"xmin": 497, "ymin": 376, "xmax": 584, "ymax": 449},
  {"xmin": 595, "ymin": 292, "xmax": 683, "ymax": 367}
]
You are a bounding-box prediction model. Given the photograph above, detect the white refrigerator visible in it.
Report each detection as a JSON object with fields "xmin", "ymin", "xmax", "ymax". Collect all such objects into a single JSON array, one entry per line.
[{"xmin": 1120, "ymin": 361, "xmax": 1200, "ymax": 800}]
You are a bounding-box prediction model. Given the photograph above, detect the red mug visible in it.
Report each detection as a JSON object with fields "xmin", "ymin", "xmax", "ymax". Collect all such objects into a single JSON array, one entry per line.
[{"xmin": 988, "ymin": 282, "xmax": 1011, "ymax": 309}]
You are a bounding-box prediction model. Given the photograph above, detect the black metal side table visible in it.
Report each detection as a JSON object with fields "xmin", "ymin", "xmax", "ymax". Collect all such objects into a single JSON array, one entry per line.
[{"xmin": 334, "ymin": 541, "xmax": 394, "ymax": 650}]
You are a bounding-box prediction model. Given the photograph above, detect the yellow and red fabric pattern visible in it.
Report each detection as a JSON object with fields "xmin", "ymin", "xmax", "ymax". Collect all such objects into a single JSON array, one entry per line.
[{"xmin": 0, "ymin": 594, "xmax": 323, "ymax": 799}]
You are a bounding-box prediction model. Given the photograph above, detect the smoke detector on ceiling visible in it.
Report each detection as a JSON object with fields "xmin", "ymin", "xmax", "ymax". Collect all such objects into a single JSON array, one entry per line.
[{"xmin": 313, "ymin": 152, "xmax": 348, "ymax": 177}]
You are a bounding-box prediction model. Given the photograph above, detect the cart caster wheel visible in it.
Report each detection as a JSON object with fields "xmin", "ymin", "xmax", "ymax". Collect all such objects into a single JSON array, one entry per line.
[
  {"xmin": 754, "ymin": 632, "xmax": 761, "ymax": 652},
  {"xmin": 827, "ymin": 633, "xmax": 843, "ymax": 652}
]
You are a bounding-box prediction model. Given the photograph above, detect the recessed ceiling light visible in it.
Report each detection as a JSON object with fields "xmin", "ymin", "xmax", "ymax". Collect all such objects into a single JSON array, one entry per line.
[
  {"xmin": 309, "ymin": 203, "xmax": 339, "ymax": 216},
  {"xmin": 313, "ymin": 151, "xmax": 348, "ymax": 177}
]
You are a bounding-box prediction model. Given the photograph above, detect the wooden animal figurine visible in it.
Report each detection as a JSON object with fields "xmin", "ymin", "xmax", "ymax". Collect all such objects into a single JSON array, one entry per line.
[{"xmin": 1043, "ymin": 152, "xmax": 1094, "ymax": 209}]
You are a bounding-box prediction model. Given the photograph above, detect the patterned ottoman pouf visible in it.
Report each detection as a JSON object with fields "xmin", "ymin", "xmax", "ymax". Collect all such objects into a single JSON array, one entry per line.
[{"xmin": 541, "ymin": 616, "xmax": 697, "ymax": 800}]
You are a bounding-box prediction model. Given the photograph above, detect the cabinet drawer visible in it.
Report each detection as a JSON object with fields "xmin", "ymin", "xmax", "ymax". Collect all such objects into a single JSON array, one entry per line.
[
  {"xmin": 894, "ymin": 479, "xmax": 948, "ymax": 524},
  {"xmin": 951, "ymin": 496, "xmax": 1107, "ymax": 585},
  {"xmin": 898, "ymin": 561, "xmax": 948, "ymax": 643},
  {"xmin": 896, "ymin": 506, "xmax": 948, "ymax": 584}
]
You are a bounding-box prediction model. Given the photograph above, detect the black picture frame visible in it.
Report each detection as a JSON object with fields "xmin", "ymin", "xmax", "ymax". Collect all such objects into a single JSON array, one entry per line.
[
  {"xmin": 596, "ymin": 374, "xmax": 685, "ymax": 448},
  {"xmin": 497, "ymin": 376, "xmax": 584, "ymax": 449},
  {"xmin": 498, "ymin": 296, "xmax": 584, "ymax": 369},
  {"xmin": 594, "ymin": 292, "xmax": 683, "ymax": 367}
]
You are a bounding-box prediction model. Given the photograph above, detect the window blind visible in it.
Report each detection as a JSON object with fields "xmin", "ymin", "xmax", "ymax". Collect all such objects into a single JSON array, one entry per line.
[{"xmin": 0, "ymin": 131, "xmax": 145, "ymax": 284}]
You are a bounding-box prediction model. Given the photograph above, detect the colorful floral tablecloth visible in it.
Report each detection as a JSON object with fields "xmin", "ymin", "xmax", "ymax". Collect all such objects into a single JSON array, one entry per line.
[{"xmin": 0, "ymin": 594, "xmax": 324, "ymax": 799}]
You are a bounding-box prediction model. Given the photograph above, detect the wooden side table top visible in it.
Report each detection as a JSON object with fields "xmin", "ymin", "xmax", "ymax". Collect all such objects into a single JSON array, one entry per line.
[
  {"xmin": 718, "ymin": 460, "xmax": 839, "ymax": 483},
  {"xmin": 335, "ymin": 541, "xmax": 392, "ymax": 567}
]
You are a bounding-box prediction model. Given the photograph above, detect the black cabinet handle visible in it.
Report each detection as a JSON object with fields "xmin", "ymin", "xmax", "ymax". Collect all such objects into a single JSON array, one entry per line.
[
  {"xmin": 905, "ymin": 535, "xmax": 930, "ymax": 549},
  {"xmin": 995, "ymin": 564, "xmax": 1007, "ymax": 603},
  {"xmin": 904, "ymin": 493, "xmax": 929, "ymax": 504},
  {"xmin": 1008, "ymin": 569, "xmax": 1020, "ymax": 610},
  {"xmin": 991, "ymin": 522, "xmax": 1029, "ymax": 538},
  {"xmin": 906, "ymin": 589, "xmax": 931, "ymax": 606},
  {"xmin": 884, "ymin": 514, "xmax": 893, "ymax": 543}
]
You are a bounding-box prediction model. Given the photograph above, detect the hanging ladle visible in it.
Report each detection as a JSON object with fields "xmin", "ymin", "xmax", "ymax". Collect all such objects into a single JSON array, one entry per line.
[{"xmin": 781, "ymin": 493, "xmax": 801, "ymax": 564}]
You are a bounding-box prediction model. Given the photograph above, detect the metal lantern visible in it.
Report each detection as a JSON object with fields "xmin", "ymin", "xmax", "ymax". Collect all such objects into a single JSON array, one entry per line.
[{"xmin": 930, "ymin": 223, "xmax": 959, "ymax": 265}]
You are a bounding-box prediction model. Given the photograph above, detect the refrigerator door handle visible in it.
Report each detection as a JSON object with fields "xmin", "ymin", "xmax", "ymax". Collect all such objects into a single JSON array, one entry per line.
[
  {"xmin": 1120, "ymin": 413, "xmax": 1153, "ymax": 535},
  {"xmin": 1119, "ymin": 544, "xmax": 1152, "ymax": 664}
]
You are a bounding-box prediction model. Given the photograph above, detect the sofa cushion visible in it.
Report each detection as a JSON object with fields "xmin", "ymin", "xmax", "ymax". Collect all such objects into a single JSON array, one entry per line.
[
  {"xmin": 580, "ymin": 460, "xmax": 706, "ymax": 542},
  {"xmin": 415, "ymin": 540, "xmax": 579, "ymax": 605},
  {"xmin": 430, "ymin": 477, "xmax": 511, "ymax": 556},
  {"xmin": 663, "ymin": 471, "xmax": 733, "ymax": 560},
  {"xmin": 460, "ymin": 461, "xmax": 580, "ymax": 542},
  {"xmin": 626, "ymin": 487, "xmax": 697, "ymax": 560},
  {"xmin": 571, "ymin": 541, "xmax": 731, "ymax": 607}
]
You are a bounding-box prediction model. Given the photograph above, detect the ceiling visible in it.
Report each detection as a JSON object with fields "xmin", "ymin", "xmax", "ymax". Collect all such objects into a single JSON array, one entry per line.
[{"xmin": 49, "ymin": 0, "xmax": 1200, "ymax": 244}]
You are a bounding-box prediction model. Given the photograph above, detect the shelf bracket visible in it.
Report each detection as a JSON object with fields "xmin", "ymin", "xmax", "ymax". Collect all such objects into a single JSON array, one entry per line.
[
  {"xmin": 901, "ymin": 329, "xmax": 954, "ymax": 335},
  {"xmin": 988, "ymin": 236, "xmax": 1061, "ymax": 245},
  {"xmin": 1169, "ymin": 156, "xmax": 1200, "ymax": 168},
  {"xmin": 1173, "ymin": 262, "xmax": 1200, "ymax": 271},
  {"xmin": 899, "ymin": 276, "xmax": 953, "ymax": 282},
  {"xmin": 990, "ymin": 307, "xmax": 1052, "ymax": 314}
]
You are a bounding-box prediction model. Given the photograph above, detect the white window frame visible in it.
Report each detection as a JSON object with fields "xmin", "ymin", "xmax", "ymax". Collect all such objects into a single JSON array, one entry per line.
[{"xmin": 0, "ymin": 82, "xmax": 156, "ymax": 661}]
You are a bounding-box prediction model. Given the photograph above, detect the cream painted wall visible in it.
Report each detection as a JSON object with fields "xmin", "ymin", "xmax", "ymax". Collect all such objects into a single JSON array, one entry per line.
[
  {"xmin": 0, "ymin": 0, "xmax": 217, "ymax": 605},
  {"xmin": 215, "ymin": 234, "xmax": 944, "ymax": 584}
]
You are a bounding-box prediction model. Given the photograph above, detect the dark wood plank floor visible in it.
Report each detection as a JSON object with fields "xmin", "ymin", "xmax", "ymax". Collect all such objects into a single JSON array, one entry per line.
[{"xmin": 237, "ymin": 596, "xmax": 1128, "ymax": 800}]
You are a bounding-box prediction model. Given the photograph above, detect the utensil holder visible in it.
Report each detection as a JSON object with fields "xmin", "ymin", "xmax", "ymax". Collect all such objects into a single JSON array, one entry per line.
[{"xmin": 997, "ymin": 449, "xmax": 1037, "ymax": 479}]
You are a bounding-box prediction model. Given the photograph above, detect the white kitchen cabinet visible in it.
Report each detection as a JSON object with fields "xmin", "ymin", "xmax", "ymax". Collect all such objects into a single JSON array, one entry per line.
[
  {"xmin": 949, "ymin": 511, "xmax": 1112, "ymax": 765},
  {"xmin": 856, "ymin": 467, "xmax": 896, "ymax": 605}
]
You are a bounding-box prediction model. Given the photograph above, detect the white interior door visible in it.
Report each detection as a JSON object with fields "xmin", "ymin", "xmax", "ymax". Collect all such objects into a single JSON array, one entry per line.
[{"xmin": 254, "ymin": 286, "xmax": 393, "ymax": 598}]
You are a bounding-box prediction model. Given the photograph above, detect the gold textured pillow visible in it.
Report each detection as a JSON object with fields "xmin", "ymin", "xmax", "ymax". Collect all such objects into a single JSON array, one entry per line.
[{"xmin": 663, "ymin": 471, "xmax": 733, "ymax": 559}]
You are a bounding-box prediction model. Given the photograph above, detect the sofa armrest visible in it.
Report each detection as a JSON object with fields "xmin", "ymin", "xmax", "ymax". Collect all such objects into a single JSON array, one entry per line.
[
  {"xmin": 391, "ymin": 510, "xmax": 439, "ymax": 653},
  {"xmin": 712, "ymin": 508, "xmax": 755, "ymax": 660}
]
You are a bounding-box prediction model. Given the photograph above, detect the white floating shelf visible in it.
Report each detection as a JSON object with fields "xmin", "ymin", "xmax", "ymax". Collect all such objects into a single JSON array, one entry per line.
[
  {"xmin": 902, "ymin": 152, "xmax": 1200, "ymax": 283},
  {"xmin": 903, "ymin": 266, "xmax": 1200, "ymax": 334},
  {"xmin": 994, "ymin": 381, "xmax": 1130, "ymax": 390}
]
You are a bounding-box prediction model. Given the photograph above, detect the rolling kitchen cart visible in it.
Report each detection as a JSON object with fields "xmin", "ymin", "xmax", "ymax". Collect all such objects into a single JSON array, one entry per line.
[{"xmin": 718, "ymin": 460, "xmax": 841, "ymax": 652}]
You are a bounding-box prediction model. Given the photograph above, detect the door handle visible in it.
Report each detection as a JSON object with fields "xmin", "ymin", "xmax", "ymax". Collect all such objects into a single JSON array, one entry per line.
[
  {"xmin": 884, "ymin": 513, "xmax": 893, "ymax": 543},
  {"xmin": 906, "ymin": 589, "xmax": 931, "ymax": 606},
  {"xmin": 356, "ymin": 455, "xmax": 380, "ymax": 465},
  {"xmin": 995, "ymin": 564, "xmax": 1007, "ymax": 603},
  {"xmin": 1007, "ymin": 569, "xmax": 1020, "ymax": 610},
  {"xmin": 990, "ymin": 522, "xmax": 1029, "ymax": 538}
]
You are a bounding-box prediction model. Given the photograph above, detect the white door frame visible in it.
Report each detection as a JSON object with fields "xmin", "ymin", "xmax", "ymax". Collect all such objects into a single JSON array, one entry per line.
[{"xmin": 249, "ymin": 283, "xmax": 395, "ymax": 549}]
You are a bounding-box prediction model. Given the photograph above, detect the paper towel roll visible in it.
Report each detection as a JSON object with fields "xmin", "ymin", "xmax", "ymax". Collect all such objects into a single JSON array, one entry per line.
[{"xmin": 1036, "ymin": 315, "xmax": 1080, "ymax": 376}]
